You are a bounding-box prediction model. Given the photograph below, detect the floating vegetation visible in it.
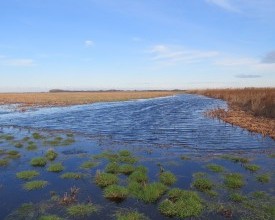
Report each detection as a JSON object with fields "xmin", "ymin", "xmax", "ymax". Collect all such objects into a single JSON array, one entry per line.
[
  {"xmin": 103, "ymin": 185, "xmax": 128, "ymax": 202},
  {"xmin": 45, "ymin": 150, "xmax": 58, "ymax": 161},
  {"xmin": 67, "ymin": 203, "xmax": 98, "ymax": 218},
  {"xmin": 244, "ymin": 164, "xmax": 261, "ymax": 172},
  {"xmin": 0, "ymin": 159, "xmax": 9, "ymax": 166},
  {"xmin": 16, "ymin": 170, "xmax": 39, "ymax": 180},
  {"xmin": 6, "ymin": 203, "xmax": 36, "ymax": 219},
  {"xmin": 159, "ymin": 171, "xmax": 177, "ymax": 186},
  {"xmin": 61, "ymin": 172, "xmax": 83, "ymax": 179},
  {"xmin": 105, "ymin": 162, "xmax": 120, "ymax": 174},
  {"xmin": 66, "ymin": 133, "xmax": 74, "ymax": 138},
  {"xmin": 256, "ymin": 173, "xmax": 271, "ymax": 183},
  {"xmin": 159, "ymin": 188, "xmax": 203, "ymax": 218},
  {"xmin": 62, "ymin": 138, "xmax": 75, "ymax": 146},
  {"xmin": 192, "ymin": 178, "xmax": 213, "ymax": 192},
  {"xmin": 229, "ymin": 193, "xmax": 247, "ymax": 202},
  {"xmin": 128, "ymin": 181, "xmax": 167, "ymax": 203},
  {"xmin": 14, "ymin": 142, "xmax": 23, "ymax": 148},
  {"xmin": 224, "ymin": 173, "xmax": 245, "ymax": 189},
  {"xmin": 95, "ymin": 171, "xmax": 118, "ymax": 187},
  {"xmin": 32, "ymin": 132, "xmax": 43, "ymax": 139},
  {"xmin": 80, "ymin": 161, "xmax": 98, "ymax": 169},
  {"xmin": 180, "ymin": 155, "xmax": 190, "ymax": 160},
  {"xmin": 119, "ymin": 164, "xmax": 135, "ymax": 175},
  {"xmin": 221, "ymin": 155, "xmax": 250, "ymax": 164},
  {"xmin": 30, "ymin": 157, "xmax": 47, "ymax": 167},
  {"xmin": 115, "ymin": 209, "xmax": 149, "ymax": 220},
  {"xmin": 206, "ymin": 163, "xmax": 224, "ymax": 172},
  {"xmin": 39, "ymin": 215, "xmax": 63, "ymax": 220},
  {"xmin": 192, "ymin": 172, "xmax": 207, "ymax": 179},
  {"xmin": 47, "ymin": 163, "xmax": 64, "ymax": 172},
  {"xmin": 3, "ymin": 135, "xmax": 14, "ymax": 141},
  {"xmin": 26, "ymin": 143, "xmax": 37, "ymax": 151},
  {"xmin": 7, "ymin": 150, "xmax": 21, "ymax": 159},
  {"xmin": 23, "ymin": 180, "xmax": 48, "ymax": 191}
]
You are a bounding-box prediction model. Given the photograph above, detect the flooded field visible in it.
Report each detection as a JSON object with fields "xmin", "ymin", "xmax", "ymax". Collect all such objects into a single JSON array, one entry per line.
[{"xmin": 0, "ymin": 94, "xmax": 274, "ymax": 220}]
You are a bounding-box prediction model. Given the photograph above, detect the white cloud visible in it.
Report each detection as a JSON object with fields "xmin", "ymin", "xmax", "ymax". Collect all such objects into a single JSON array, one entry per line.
[
  {"xmin": 0, "ymin": 56, "xmax": 35, "ymax": 67},
  {"xmin": 85, "ymin": 40, "xmax": 94, "ymax": 47},
  {"xmin": 215, "ymin": 57, "xmax": 257, "ymax": 66},
  {"xmin": 205, "ymin": 0, "xmax": 240, "ymax": 12},
  {"xmin": 148, "ymin": 44, "xmax": 219, "ymax": 64}
]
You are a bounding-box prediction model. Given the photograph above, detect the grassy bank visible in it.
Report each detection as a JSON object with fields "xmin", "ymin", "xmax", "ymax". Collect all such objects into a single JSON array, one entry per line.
[{"xmin": 189, "ymin": 88, "xmax": 275, "ymax": 139}]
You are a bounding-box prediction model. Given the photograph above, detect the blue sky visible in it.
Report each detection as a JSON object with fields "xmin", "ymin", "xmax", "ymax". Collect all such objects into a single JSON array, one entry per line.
[{"xmin": 0, "ymin": 0, "xmax": 275, "ymax": 91}]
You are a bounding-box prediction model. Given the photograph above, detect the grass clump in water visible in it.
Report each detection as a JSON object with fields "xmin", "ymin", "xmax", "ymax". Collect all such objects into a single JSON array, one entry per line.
[
  {"xmin": 7, "ymin": 150, "xmax": 21, "ymax": 159},
  {"xmin": 47, "ymin": 163, "xmax": 64, "ymax": 172},
  {"xmin": 244, "ymin": 164, "xmax": 261, "ymax": 172},
  {"xmin": 32, "ymin": 132, "xmax": 43, "ymax": 139},
  {"xmin": 158, "ymin": 188, "xmax": 203, "ymax": 218},
  {"xmin": 30, "ymin": 157, "xmax": 47, "ymax": 167},
  {"xmin": 105, "ymin": 162, "xmax": 120, "ymax": 174},
  {"xmin": 115, "ymin": 209, "xmax": 148, "ymax": 220},
  {"xmin": 26, "ymin": 143, "xmax": 37, "ymax": 151},
  {"xmin": 16, "ymin": 170, "xmax": 39, "ymax": 180},
  {"xmin": 67, "ymin": 203, "xmax": 98, "ymax": 218},
  {"xmin": 129, "ymin": 167, "xmax": 148, "ymax": 183},
  {"xmin": 14, "ymin": 142, "xmax": 23, "ymax": 148},
  {"xmin": 119, "ymin": 150, "xmax": 132, "ymax": 157},
  {"xmin": 128, "ymin": 181, "xmax": 167, "ymax": 203},
  {"xmin": 103, "ymin": 185, "xmax": 128, "ymax": 202},
  {"xmin": 119, "ymin": 164, "xmax": 135, "ymax": 175},
  {"xmin": 221, "ymin": 155, "xmax": 250, "ymax": 163},
  {"xmin": 256, "ymin": 173, "xmax": 271, "ymax": 183},
  {"xmin": 224, "ymin": 173, "xmax": 245, "ymax": 189},
  {"xmin": 118, "ymin": 155, "xmax": 138, "ymax": 164},
  {"xmin": 23, "ymin": 180, "xmax": 48, "ymax": 191},
  {"xmin": 95, "ymin": 171, "xmax": 118, "ymax": 187},
  {"xmin": 192, "ymin": 178, "xmax": 213, "ymax": 192},
  {"xmin": 229, "ymin": 193, "xmax": 247, "ymax": 202},
  {"xmin": 62, "ymin": 138, "xmax": 75, "ymax": 146},
  {"xmin": 0, "ymin": 159, "xmax": 9, "ymax": 166},
  {"xmin": 61, "ymin": 172, "xmax": 83, "ymax": 179},
  {"xmin": 39, "ymin": 215, "xmax": 63, "ymax": 220},
  {"xmin": 206, "ymin": 163, "xmax": 224, "ymax": 172},
  {"xmin": 80, "ymin": 161, "xmax": 98, "ymax": 169},
  {"xmin": 45, "ymin": 150, "xmax": 58, "ymax": 161},
  {"xmin": 159, "ymin": 171, "xmax": 177, "ymax": 186}
]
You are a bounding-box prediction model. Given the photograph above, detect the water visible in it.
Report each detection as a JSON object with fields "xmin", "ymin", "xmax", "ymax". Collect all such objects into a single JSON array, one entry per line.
[
  {"xmin": 0, "ymin": 94, "xmax": 273, "ymax": 152},
  {"xmin": 0, "ymin": 94, "xmax": 274, "ymax": 220}
]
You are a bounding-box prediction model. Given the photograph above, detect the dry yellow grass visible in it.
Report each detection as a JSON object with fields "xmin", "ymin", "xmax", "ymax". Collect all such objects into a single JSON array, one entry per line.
[
  {"xmin": 189, "ymin": 88, "xmax": 275, "ymax": 139},
  {"xmin": 0, "ymin": 91, "xmax": 178, "ymax": 108}
]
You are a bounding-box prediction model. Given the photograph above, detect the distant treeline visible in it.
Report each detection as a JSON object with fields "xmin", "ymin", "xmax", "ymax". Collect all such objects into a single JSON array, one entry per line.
[{"xmin": 49, "ymin": 89, "xmax": 185, "ymax": 93}]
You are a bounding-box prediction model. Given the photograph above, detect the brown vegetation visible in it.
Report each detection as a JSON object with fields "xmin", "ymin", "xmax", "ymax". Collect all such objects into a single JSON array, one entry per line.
[
  {"xmin": 0, "ymin": 91, "xmax": 178, "ymax": 109},
  {"xmin": 190, "ymin": 88, "xmax": 275, "ymax": 139}
]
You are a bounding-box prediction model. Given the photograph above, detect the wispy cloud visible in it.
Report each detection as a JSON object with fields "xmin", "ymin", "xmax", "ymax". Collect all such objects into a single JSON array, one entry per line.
[
  {"xmin": 262, "ymin": 50, "xmax": 275, "ymax": 63},
  {"xmin": 235, "ymin": 74, "xmax": 261, "ymax": 78},
  {"xmin": 0, "ymin": 56, "xmax": 35, "ymax": 67},
  {"xmin": 148, "ymin": 44, "xmax": 219, "ymax": 64},
  {"xmin": 205, "ymin": 0, "xmax": 240, "ymax": 12},
  {"xmin": 85, "ymin": 40, "xmax": 94, "ymax": 47},
  {"xmin": 215, "ymin": 57, "xmax": 257, "ymax": 66}
]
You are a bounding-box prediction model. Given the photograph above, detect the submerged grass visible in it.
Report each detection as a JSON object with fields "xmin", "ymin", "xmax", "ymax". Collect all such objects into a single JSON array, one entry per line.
[
  {"xmin": 23, "ymin": 180, "xmax": 48, "ymax": 191},
  {"xmin": 7, "ymin": 150, "xmax": 21, "ymax": 159},
  {"xmin": 61, "ymin": 172, "xmax": 83, "ymax": 179},
  {"xmin": 229, "ymin": 193, "xmax": 247, "ymax": 203},
  {"xmin": 67, "ymin": 203, "xmax": 98, "ymax": 218},
  {"xmin": 39, "ymin": 215, "xmax": 63, "ymax": 220},
  {"xmin": 115, "ymin": 210, "xmax": 149, "ymax": 220},
  {"xmin": 159, "ymin": 188, "xmax": 203, "ymax": 218},
  {"xmin": 16, "ymin": 170, "xmax": 39, "ymax": 180},
  {"xmin": 80, "ymin": 161, "xmax": 98, "ymax": 169}
]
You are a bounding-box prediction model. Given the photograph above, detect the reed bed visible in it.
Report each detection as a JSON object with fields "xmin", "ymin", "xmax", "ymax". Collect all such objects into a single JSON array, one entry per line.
[{"xmin": 0, "ymin": 91, "xmax": 178, "ymax": 108}]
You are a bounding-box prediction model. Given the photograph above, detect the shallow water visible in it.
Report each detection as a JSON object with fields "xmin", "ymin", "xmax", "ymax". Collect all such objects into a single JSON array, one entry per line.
[{"xmin": 0, "ymin": 94, "xmax": 274, "ymax": 220}]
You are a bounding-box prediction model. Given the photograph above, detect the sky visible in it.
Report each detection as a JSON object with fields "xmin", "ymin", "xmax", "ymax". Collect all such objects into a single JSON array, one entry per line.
[{"xmin": 0, "ymin": 0, "xmax": 275, "ymax": 92}]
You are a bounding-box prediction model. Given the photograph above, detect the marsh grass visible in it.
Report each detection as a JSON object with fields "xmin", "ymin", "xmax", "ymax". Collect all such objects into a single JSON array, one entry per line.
[
  {"xmin": 32, "ymin": 132, "xmax": 43, "ymax": 139},
  {"xmin": 221, "ymin": 155, "xmax": 250, "ymax": 164},
  {"xmin": 128, "ymin": 181, "xmax": 167, "ymax": 203},
  {"xmin": 229, "ymin": 193, "xmax": 247, "ymax": 203},
  {"xmin": 39, "ymin": 215, "xmax": 63, "ymax": 220},
  {"xmin": 159, "ymin": 188, "xmax": 203, "ymax": 218},
  {"xmin": 119, "ymin": 150, "xmax": 132, "ymax": 157},
  {"xmin": 30, "ymin": 157, "xmax": 47, "ymax": 167},
  {"xmin": 14, "ymin": 142, "xmax": 23, "ymax": 148},
  {"xmin": 23, "ymin": 180, "xmax": 48, "ymax": 191},
  {"xmin": 224, "ymin": 173, "xmax": 245, "ymax": 189},
  {"xmin": 62, "ymin": 138, "xmax": 75, "ymax": 146},
  {"xmin": 129, "ymin": 168, "xmax": 148, "ymax": 183},
  {"xmin": 207, "ymin": 163, "xmax": 224, "ymax": 172},
  {"xmin": 16, "ymin": 170, "xmax": 39, "ymax": 180},
  {"xmin": 119, "ymin": 164, "xmax": 135, "ymax": 175},
  {"xmin": 0, "ymin": 159, "xmax": 9, "ymax": 166},
  {"xmin": 80, "ymin": 161, "xmax": 98, "ymax": 169},
  {"xmin": 26, "ymin": 143, "xmax": 37, "ymax": 151},
  {"xmin": 192, "ymin": 178, "xmax": 214, "ymax": 192},
  {"xmin": 67, "ymin": 203, "xmax": 98, "ymax": 218},
  {"xmin": 61, "ymin": 172, "xmax": 83, "ymax": 179},
  {"xmin": 244, "ymin": 164, "xmax": 261, "ymax": 172},
  {"xmin": 7, "ymin": 150, "xmax": 21, "ymax": 159},
  {"xmin": 103, "ymin": 185, "xmax": 128, "ymax": 202},
  {"xmin": 159, "ymin": 171, "xmax": 177, "ymax": 186},
  {"xmin": 105, "ymin": 162, "xmax": 120, "ymax": 174},
  {"xmin": 45, "ymin": 150, "xmax": 58, "ymax": 161},
  {"xmin": 115, "ymin": 209, "xmax": 149, "ymax": 220},
  {"xmin": 256, "ymin": 173, "xmax": 271, "ymax": 183},
  {"xmin": 95, "ymin": 172, "xmax": 118, "ymax": 187},
  {"xmin": 47, "ymin": 163, "xmax": 64, "ymax": 172}
]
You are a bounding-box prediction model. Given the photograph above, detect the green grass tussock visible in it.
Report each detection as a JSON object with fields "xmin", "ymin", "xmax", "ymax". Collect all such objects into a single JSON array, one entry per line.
[
  {"xmin": 159, "ymin": 171, "xmax": 177, "ymax": 186},
  {"xmin": 115, "ymin": 210, "xmax": 149, "ymax": 220},
  {"xmin": 103, "ymin": 185, "xmax": 128, "ymax": 202},
  {"xmin": 39, "ymin": 215, "xmax": 63, "ymax": 220},
  {"xmin": 94, "ymin": 172, "xmax": 118, "ymax": 187},
  {"xmin": 206, "ymin": 163, "xmax": 224, "ymax": 172},
  {"xmin": 224, "ymin": 173, "xmax": 245, "ymax": 189},
  {"xmin": 23, "ymin": 180, "xmax": 48, "ymax": 191},
  {"xmin": 45, "ymin": 150, "xmax": 58, "ymax": 161},
  {"xmin": 16, "ymin": 170, "xmax": 39, "ymax": 180},
  {"xmin": 119, "ymin": 164, "xmax": 135, "ymax": 175},
  {"xmin": 80, "ymin": 161, "xmax": 98, "ymax": 169},
  {"xmin": 244, "ymin": 164, "xmax": 261, "ymax": 172},
  {"xmin": 47, "ymin": 163, "xmax": 64, "ymax": 172},
  {"xmin": 256, "ymin": 174, "xmax": 271, "ymax": 183},
  {"xmin": 61, "ymin": 172, "xmax": 83, "ymax": 179},
  {"xmin": 67, "ymin": 203, "xmax": 98, "ymax": 218},
  {"xmin": 30, "ymin": 157, "xmax": 47, "ymax": 167},
  {"xmin": 192, "ymin": 178, "xmax": 213, "ymax": 192}
]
